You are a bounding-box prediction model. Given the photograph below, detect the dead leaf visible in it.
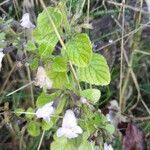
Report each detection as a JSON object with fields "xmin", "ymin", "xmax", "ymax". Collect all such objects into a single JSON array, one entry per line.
[{"xmin": 123, "ymin": 123, "xmax": 146, "ymax": 150}]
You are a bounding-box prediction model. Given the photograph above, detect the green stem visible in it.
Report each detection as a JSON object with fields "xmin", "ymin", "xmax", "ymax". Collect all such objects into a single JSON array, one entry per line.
[{"xmin": 37, "ymin": 130, "xmax": 45, "ymax": 150}]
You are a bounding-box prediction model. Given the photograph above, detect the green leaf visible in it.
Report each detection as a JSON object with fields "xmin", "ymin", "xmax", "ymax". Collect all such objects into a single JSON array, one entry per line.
[
  {"xmin": 81, "ymin": 89, "xmax": 101, "ymax": 103},
  {"xmin": 15, "ymin": 108, "xmax": 25, "ymax": 117},
  {"xmin": 26, "ymin": 41, "xmax": 36, "ymax": 51},
  {"xmin": 48, "ymin": 71, "xmax": 69, "ymax": 89},
  {"xmin": 32, "ymin": 6, "xmax": 62, "ymax": 58},
  {"xmin": 64, "ymin": 33, "xmax": 92, "ymax": 67},
  {"xmin": 38, "ymin": 42, "xmax": 55, "ymax": 58},
  {"xmin": 27, "ymin": 121, "xmax": 40, "ymax": 137},
  {"xmin": 78, "ymin": 141, "xmax": 96, "ymax": 150},
  {"xmin": 25, "ymin": 107, "xmax": 34, "ymax": 119},
  {"xmin": 51, "ymin": 137, "xmax": 73, "ymax": 150},
  {"xmin": 78, "ymin": 53, "xmax": 110, "ymax": 85},
  {"xmin": 36, "ymin": 92, "xmax": 58, "ymax": 107},
  {"xmin": 37, "ymin": 7, "xmax": 62, "ymax": 35},
  {"xmin": 30, "ymin": 58, "xmax": 39, "ymax": 70},
  {"xmin": 32, "ymin": 29, "xmax": 58, "ymax": 58},
  {"xmin": 0, "ymin": 32, "xmax": 5, "ymax": 40},
  {"xmin": 51, "ymin": 56, "xmax": 67, "ymax": 72},
  {"xmin": 0, "ymin": 32, "xmax": 6, "ymax": 48},
  {"xmin": 105, "ymin": 124, "xmax": 115, "ymax": 134}
]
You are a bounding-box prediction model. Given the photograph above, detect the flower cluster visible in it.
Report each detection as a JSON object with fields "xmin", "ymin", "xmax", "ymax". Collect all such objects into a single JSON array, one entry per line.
[{"xmin": 35, "ymin": 103, "xmax": 83, "ymax": 139}]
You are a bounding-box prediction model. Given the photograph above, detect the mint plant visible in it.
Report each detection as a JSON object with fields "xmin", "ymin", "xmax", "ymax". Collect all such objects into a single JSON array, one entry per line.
[{"xmin": 15, "ymin": 3, "xmax": 114, "ymax": 149}]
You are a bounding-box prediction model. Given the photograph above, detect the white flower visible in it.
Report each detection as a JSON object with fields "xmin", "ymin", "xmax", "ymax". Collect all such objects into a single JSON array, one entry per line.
[
  {"xmin": 80, "ymin": 97, "xmax": 87, "ymax": 104},
  {"xmin": 34, "ymin": 66, "xmax": 53, "ymax": 89},
  {"xmin": 35, "ymin": 101, "xmax": 55, "ymax": 122},
  {"xmin": 109, "ymin": 39, "xmax": 113, "ymax": 44},
  {"xmin": 20, "ymin": 13, "xmax": 35, "ymax": 29},
  {"xmin": 104, "ymin": 143, "xmax": 113, "ymax": 150},
  {"xmin": 0, "ymin": 50, "xmax": 5, "ymax": 71},
  {"xmin": 57, "ymin": 109, "xmax": 83, "ymax": 139}
]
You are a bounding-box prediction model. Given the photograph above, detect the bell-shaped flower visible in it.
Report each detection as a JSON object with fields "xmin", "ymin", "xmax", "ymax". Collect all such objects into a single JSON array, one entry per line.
[
  {"xmin": 20, "ymin": 13, "xmax": 35, "ymax": 29},
  {"xmin": 0, "ymin": 51, "xmax": 5, "ymax": 71},
  {"xmin": 34, "ymin": 66, "xmax": 53, "ymax": 89},
  {"xmin": 104, "ymin": 143, "xmax": 113, "ymax": 150},
  {"xmin": 35, "ymin": 101, "xmax": 55, "ymax": 122},
  {"xmin": 57, "ymin": 109, "xmax": 83, "ymax": 139}
]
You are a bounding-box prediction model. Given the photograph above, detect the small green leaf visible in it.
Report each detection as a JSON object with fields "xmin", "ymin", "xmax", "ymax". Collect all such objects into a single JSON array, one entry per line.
[
  {"xmin": 51, "ymin": 137, "xmax": 73, "ymax": 150},
  {"xmin": 0, "ymin": 32, "xmax": 5, "ymax": 40},
  {"xmin": 0, "ymin": 32, "xmax": 5, "ymax": 48},
  {"xmin": 15, "ymin": 108, "xmax": 25, "ymax": 117},
  {"xmin": 26, "ymin": 41, "xmax": 36, "ymax": 51},
  {"xmin": 81, "ymin": 89, "xmax": 101, "ymax": 103},
  {"xmin": 36, "ymin": 92, "xmax": 57, "ymax": 107},
  {"xmin": 51, "ymin": 56, "xmax": 67, "ymax": 72},
  {"xmin": 30, "ymin": 58, "xmax": 39, "ymax": 70},
  {"xmin": 78, "ymin": 53, "xmax": 110, "ymax": 85},
  {"xmin": 105, "ymin": 124, "xmax": 115, "ymax": 134},
  {"xmin": 27, "ymin": 121, "xmax": 40, "ymax": 137},
  {"xmin": 25, "ymin": 107, "xmax": 34, "ymax": 119},
  {"xmin": 64, "ymin": 33, "xmax": 92, "ymax": 67},
  {"xmin": 78, "ymin": 141, "xmax": 95, "ymax": 150},
  {"xmin": 38, "ymin": 42, "xmax": 54, "ymax": 58}
]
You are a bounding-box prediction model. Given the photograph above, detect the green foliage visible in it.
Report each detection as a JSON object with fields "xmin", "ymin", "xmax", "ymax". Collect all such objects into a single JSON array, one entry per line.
[
  {"xmin": 81, "ymin": 89, "xmax": 101, "ymax": 103},
  {"xmin": 26, "ymin": 41, "xmax": 36, "ymax": 51},
  {"xmin": 13, "ymin": 3, "xmax": 112, "ymax": 150},
  {"xmin": 78, "ymin": 53, "xmax": 111, "ymax": 85},
  {"xmin": 27, "ymin": 121, "xmax": 40, "ymax": 137},
  {"xmin": 104, "ymin": 124, "xmax": 115, "ymax": 134},
  {"xmin": 32, "ymin": 28, "xmax": 58, "ymax": 59},
  {"xmin": 48, "ymin": 71, "xmax": 69, "ymax": 88},
  {"xmin": 64, "ymin": 33, "xmax": 92, "ymax": 67},
  {"xmin": 0, "ymin": 32, "xmax": 6, "ymax": 48},
  {"xmin": 51, "ymin": 137, "xmax": 73, "ymax": 150},
  {"xmin": 36, "ymin": 92, "xmax": 58, "ymax": 107},
  {"xmin": 30, "ymin": 58, "xmax": 39, "ymax": 70},
  {"xmin": 26, "ymin": 107, "xmax": 34, "ymax": 119},
  {"xmin": 51, "ymin": 56, "xmax": 67, "ymax": 72},
  {"xmin": 37, "ymin": 7, "xmax": 62, "ymax": 34},
  {"xmin": 14, "ymin": 108, "xmax": 25, "ymax": 117},
  {"xmin": 32, "ymin": 7, "xmax": 62, "ymax": 59}
]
